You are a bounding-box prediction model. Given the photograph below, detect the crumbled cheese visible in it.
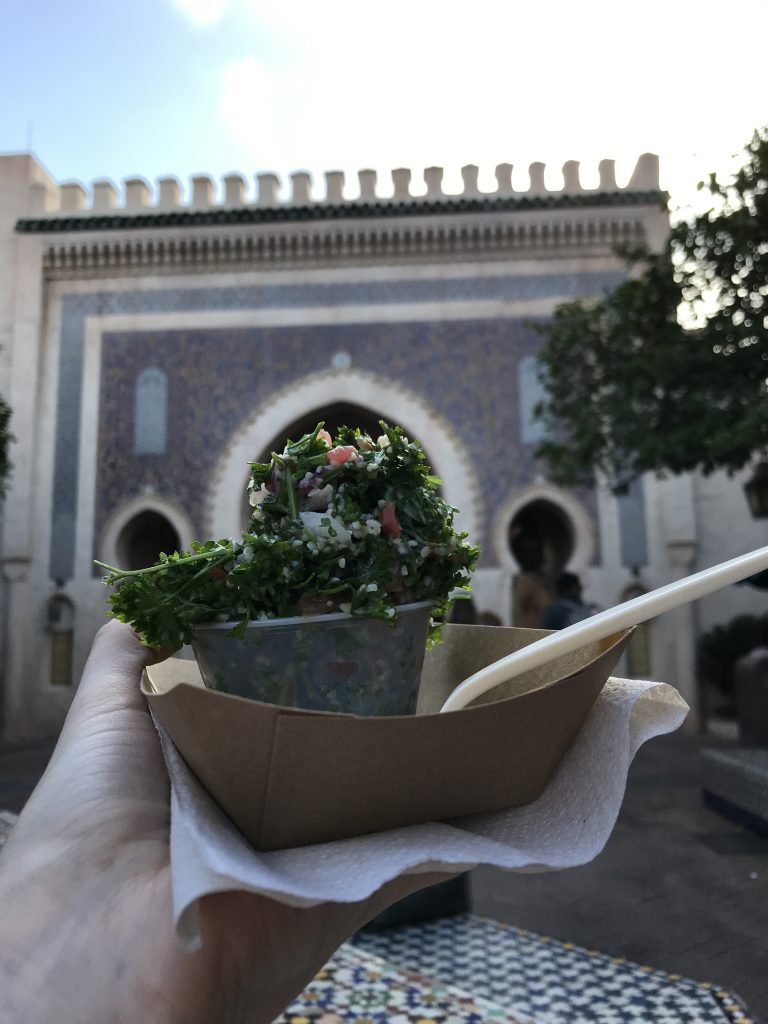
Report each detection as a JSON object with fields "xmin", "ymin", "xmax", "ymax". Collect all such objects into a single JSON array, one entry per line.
[{"xmin": 300, "ymin": 511, "xmax": 354, "ymax": 549}]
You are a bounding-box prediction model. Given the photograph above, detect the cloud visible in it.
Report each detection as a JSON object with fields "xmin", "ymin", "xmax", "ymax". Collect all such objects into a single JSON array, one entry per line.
[
  {"xmin": 214, "ymin": 0, "xmax": 768, "ymax": 207},
  {"xmin": 171, "ymin": 0, "xmax": 230, "ymax": 27},
  {"xmin": 219, "ymin": 56, "xmax": 285, "ymax": 162}
]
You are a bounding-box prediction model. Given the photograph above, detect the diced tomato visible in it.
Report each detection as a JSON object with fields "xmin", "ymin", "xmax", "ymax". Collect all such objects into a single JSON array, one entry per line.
[
  {"xmin": 209, "ymin": 567, "xmax": 228, "ymax": 582},
  {"xmin": 327, "ymin": 445, "xmax": 358, "ymax": 464},
  {"xmin": 380, "ymin": 501, "xmax": 401, "ymax": 538}
]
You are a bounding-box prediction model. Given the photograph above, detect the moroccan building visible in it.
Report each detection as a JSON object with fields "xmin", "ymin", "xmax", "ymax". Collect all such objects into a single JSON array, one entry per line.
[{"xmin": 0, "ymin": 151, "xmax": 763, "ymax": 739}]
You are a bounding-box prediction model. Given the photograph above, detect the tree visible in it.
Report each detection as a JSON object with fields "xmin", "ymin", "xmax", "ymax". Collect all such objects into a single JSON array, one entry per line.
[{"xmin": 534, "ymin": 127, "xmax": 768, "ymax": 492}]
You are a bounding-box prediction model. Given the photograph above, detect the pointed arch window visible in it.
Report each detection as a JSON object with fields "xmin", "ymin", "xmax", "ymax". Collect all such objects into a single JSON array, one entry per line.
[
  {"xmin": 617, "ymin": 477, "xmax": 648, "ymax": 569},
  {"xmin": 134, "ymin": 367, "xmax": 167, "ymax": 456},
  {"xmin": 517, "ymin": 354, "xmax": 547, "ymax": 445}
]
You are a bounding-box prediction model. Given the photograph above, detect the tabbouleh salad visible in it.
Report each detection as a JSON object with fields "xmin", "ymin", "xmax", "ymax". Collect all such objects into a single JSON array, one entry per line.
[{"xmin": 97, "ymin": 421, "xmax": 479, "ymax": 651}]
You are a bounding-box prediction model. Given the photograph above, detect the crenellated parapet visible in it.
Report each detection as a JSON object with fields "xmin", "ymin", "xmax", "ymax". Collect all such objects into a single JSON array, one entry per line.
[
  {"xmin": 24, "ymin": 155, "xmax": 661, "ymax": 219},
  {"xmin": 9, "ymin": 152, "xmax": 667, "ymax": 273}
]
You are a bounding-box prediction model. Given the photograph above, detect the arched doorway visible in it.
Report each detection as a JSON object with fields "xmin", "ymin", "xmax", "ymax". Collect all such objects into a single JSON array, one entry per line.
[
  {"xmin": 115, "ymin": 510, "xmax": 181, "ymax": 570},
  {"xmin": 209, "ymin": 367, "xmax": 481, "ymax": 544},
  {"xmin": 240, "ymin": 402, "xmax": 438, "ymax": 531},
  {"xmin": 260, "ymin": 403, "xmax": 385, "ymax": 460},
  {"xmin": 509, "ymin": 499, "xmax": 575, "ymax": 577},
  {"xmin": 508, "ymin": 498, "xmax": 576, "ymax": 628}
]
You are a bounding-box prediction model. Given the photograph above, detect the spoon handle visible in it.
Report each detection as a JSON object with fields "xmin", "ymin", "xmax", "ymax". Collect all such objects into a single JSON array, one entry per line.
[{"xmin": 440, "ymin": 544, "xmax": 768, "ymax": 713}]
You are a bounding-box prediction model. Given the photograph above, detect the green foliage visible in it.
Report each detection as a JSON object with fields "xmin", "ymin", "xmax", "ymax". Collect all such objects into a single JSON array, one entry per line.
[
  {"xmin": 534, "ymin": 126, "xmax": 768, "ymax": 491},
  {"xmin": 697, "ymin": 613, "xmax": 768, "ymax": 697},
  {"xmin": 98, "ymin": 422, "xmax": 478, "ymax": 651}
]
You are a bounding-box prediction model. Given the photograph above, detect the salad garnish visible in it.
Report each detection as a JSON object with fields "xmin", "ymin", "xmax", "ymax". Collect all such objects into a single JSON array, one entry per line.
[{"xmin": 96, "ymin": 421, "xmax": 479, "ymax": 650}]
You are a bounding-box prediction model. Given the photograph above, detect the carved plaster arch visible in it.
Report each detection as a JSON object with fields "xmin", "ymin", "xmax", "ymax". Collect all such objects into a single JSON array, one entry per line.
[
  {"xmin": 206, "ymin": 368, "xmax": 482, "ymax": 543},
  {"xmin": 491, "ymin": 482, "xmax": 596, "ymax": 572},
  {"xmin": 99, "ymin": 494, "xmax": 196, "ymax": 568}
]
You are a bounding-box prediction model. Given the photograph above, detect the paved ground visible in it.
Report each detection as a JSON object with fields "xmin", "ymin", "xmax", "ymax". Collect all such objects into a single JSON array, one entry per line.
[
  {"xmin": 1, "ymin": 731, "xmax": 766, "ymax": 1019},
  {"xmin": 0, "ymin": 737, "xmax": 56, "ymax": 814}
]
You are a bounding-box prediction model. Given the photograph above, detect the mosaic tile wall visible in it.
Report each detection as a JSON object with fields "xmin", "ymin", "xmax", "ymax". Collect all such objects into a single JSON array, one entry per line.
[
  {"xmin": 95, "ymin": 317, "xmax": 592, "ymax": 565},
  {"xmin": 52, "ymin": 270, "xmax": 622, "ymax": 578}
]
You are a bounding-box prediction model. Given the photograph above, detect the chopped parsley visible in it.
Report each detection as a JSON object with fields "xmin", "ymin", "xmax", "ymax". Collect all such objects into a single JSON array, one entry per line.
[{"xmin": 97, "ymin": 421, "xmax": 479, "ymax": 651}]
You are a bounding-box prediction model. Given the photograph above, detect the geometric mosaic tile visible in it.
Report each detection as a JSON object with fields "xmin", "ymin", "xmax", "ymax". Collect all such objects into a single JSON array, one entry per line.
[
  {"xmin": 352, "ymin": 914, "xmax": 756, "ymax": 1024},
  {"xmin": 277, "ymin": 942, "xmax": 533, "ymax": 1024}
]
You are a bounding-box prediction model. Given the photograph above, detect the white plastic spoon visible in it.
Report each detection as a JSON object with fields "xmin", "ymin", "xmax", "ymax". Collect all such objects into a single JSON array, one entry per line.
[{"xmin": 440, "ymin": 543, "xmax": 768, "ymax": 713}]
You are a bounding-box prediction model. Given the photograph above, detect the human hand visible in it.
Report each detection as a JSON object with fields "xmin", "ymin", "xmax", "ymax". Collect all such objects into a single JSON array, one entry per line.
[{"xmin": 0, "ymin": 620, "xmax": 451, "ymax": 1024}]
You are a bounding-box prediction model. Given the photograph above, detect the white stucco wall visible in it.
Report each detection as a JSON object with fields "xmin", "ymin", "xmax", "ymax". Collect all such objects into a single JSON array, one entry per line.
[{"xmin": 692, "ymin": 468, "xmax": 768, "ymax": 631}]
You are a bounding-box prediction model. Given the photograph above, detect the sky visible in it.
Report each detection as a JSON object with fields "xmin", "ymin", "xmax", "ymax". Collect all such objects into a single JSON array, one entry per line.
[{"xmin": 2, "ymin": 0, "xmax": 767, "ymax": 215}]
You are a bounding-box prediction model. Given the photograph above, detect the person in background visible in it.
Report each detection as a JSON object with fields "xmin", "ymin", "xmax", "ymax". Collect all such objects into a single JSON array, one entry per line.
[
  {"xmin": 510, "ymin": 529, "xmax": 553, "ymax": 628},
  {"xmin": 540, "ymin": 572, "xmax": 597, "ymax": 630}
]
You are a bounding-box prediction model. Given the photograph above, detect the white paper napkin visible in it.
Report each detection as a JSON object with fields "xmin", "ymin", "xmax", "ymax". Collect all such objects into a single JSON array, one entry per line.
[{"xmin": 159, "ymin": 678, "xmax": 688, "ymax": 949}]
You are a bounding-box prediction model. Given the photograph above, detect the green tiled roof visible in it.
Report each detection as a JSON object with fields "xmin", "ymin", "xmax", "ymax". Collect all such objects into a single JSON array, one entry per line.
[{"xmin": 16, "ymin": 190, "xmax": 665, "ymax": 233}]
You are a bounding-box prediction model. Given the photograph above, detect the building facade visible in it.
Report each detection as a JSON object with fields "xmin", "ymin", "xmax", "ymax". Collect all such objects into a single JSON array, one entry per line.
[{"xmin": 0, "ymin": 152, "xmax": 764, "ymax": 739}]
